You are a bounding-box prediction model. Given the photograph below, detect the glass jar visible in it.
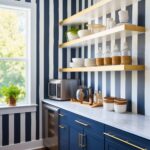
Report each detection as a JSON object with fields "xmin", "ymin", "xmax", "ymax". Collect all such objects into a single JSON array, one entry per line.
[
  {"xmin": 106, "ymin": 18, "xmax": 116, "ymax": 29},
  {"xmin": 104, "ymin": 48, "xmax": 112, "ymax": 65},
  {"xmin": 121, "ymin": 49, "xmax": 132, "ymax": 65},
  {"xmin": 112, "ymin": 45, "xmax": 121, "ymax": 65},
  {"xmin": 121, "ymin": 42, "xmax": 132, "ymax": 65},
  {"xmin": 95, "ymin": 47, "xmax": 104, "ymax": 66}
]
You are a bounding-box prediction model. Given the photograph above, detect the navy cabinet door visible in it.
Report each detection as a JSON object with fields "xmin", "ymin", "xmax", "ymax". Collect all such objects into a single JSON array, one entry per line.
[
  {"xmin": 70, "ymin": 125, "xmax": 83, "ymax": 150},
  {"xmin": 59, "ymin": 124, "xmax": 69, "ymax": 150},
  {"xmin": 84, "ymin": 130, "xmax": 104, "ymax": 150}
]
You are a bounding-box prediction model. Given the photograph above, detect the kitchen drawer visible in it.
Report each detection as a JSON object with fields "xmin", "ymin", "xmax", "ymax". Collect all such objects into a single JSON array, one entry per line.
[
  {"xmin": 58, "ymin": 109, "xmax": 69, "ymax": 123},
  {"xmin": 74, "ymin": 115, "xmax": 104, "ymax": 138},
  {"xmin": 59, "ymin": 109, "xmax": 78, "ymax": 124},
  {"xmin": 105, "ymin": 125, "xmax": 150, "ymax": 150}
]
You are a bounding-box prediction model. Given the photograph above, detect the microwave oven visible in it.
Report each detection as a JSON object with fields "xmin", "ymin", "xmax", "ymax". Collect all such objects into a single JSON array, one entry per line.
[{"xmin": 48, "ymin": 79, "xmax": 79, "ymax": 100}]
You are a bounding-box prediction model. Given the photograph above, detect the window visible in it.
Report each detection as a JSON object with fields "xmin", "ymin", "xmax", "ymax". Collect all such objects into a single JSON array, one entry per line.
[{"xmin": 0, "ymin": 5, "xmax": 32, "ymax": 105}]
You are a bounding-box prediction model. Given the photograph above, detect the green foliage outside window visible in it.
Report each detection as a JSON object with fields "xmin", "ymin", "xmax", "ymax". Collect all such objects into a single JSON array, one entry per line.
[{"xmin": 0, "ymin": 8, "xmax": 26, "ymax": 103}]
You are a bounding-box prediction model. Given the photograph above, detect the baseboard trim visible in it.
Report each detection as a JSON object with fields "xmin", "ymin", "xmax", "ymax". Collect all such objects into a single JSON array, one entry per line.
[{"xmin": 0, "ymin": 139, "xmax": 44, "ymax": 150}]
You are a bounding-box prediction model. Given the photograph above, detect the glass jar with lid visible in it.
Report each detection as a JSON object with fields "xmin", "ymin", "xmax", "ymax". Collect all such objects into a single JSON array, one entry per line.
[
  {"xmin": 95, "ymin": 47, "xmax": 104, "ymax": 66},
  {"xmin": 121, "ymin": 42, "xmax": 132, "ymax": 65},
  {"xmin": 112, "ymin": 44, "xmax": 121, "ymax": 65},
  {"xmin": 104, "ymin": 46, "xmax": 112, "ymax": 65}
]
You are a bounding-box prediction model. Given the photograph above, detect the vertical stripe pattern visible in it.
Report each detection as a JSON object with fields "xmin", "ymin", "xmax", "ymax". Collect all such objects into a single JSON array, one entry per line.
[{"xmin": 55, "ymin": 0, "xmax": 145, "ymax": 115}]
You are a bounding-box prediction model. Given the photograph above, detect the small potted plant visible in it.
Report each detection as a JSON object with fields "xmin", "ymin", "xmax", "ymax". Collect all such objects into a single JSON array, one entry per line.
[
  {"xmin": 0, "ymin": 84, "xmax": 24, "ymax": 106},
  {"xmin": 66, "ymin": 26, "xmax": 79, "ymax": 41}
]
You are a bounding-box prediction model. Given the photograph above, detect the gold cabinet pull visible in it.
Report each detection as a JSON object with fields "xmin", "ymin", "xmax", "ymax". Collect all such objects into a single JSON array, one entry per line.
[
  {"xmin": 75, "ymin": 120, "xmax": 89, "ymax": 127},
  {"xmin": 104, "ymin": 132, "xmax": 147, "ymax": 150},
  {"xmin": 59, "ymin": 125, "xmax": 65, "ymax": 129}
]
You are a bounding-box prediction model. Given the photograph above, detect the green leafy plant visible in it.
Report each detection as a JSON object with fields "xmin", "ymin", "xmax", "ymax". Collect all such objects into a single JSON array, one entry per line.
[
  {"xmin": 67, "ymin": 26, "xmax": 79, "ymax": 35},
  {"xmin": 0, "ymin": 84, "xmax": 25, "ymax": 103}
]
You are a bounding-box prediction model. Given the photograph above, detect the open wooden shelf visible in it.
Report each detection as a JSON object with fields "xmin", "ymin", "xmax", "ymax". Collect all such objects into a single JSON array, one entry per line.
[
  {"xmin": 59, "ymin": 24, "xmax": 145, "ymax": 48},
  {"xmin": 60, "ymin": 0, "xmax": 134, "ymax": 25},
  {"xmin": 59, "ymin": 65, "xmax": 145, "ymax": 72}
]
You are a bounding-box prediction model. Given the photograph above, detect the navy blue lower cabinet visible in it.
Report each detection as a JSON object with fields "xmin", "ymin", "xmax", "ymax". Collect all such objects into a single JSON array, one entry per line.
[
  {"xmin": 104, "ymin": 126, "xmax": 150, "ymax": 150},
  {"xmin": 58, "ymin": 109, "xmax": 150, "ymax": 150},
  {"xmin": 84, "ymin": 130, "xmax": 104, "ymax": 150},
  {"xmin": 59, "ymin": 123, "xmax": 69, "ymax": 150},
  {"xmin": 58, "ymin": 109, "xmax": 105, "ymax": 150},
  {"xmin": 69, "ymin": 124, "xmax": 83, "ymax": 150}
]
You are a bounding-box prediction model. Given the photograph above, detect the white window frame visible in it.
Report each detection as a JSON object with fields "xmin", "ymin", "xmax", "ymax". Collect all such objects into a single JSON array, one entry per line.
[{"xmin": 0, "ymin": 0, "xmax": 37, "ymax": 105}]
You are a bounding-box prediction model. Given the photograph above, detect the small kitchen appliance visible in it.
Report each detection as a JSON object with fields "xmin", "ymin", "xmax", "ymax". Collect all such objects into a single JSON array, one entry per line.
[{"xmin": 48, "ymin": 79, "xmax": 79, "ymax": 100}]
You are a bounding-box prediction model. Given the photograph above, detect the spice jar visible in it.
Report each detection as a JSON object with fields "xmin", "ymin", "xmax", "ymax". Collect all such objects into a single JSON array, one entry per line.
[
  {"xmin": 104, "ymin": 47, "xmax": 112, "ymax": 65},
  {"xmin": 121, "ymin": 42, "xmax": 132, "ymax": 65},
  {"xmin": 112, "ymin": 45, "xmax": 121, "ymax": 65},
  {"xmin": 95, "ymin": 47, "xmax": 104, "ymax": 66}
]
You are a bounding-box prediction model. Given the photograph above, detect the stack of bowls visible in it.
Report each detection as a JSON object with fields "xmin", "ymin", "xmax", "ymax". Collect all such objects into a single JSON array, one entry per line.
[
  {"xmin": 78, "ymin": 30, "xmax": 92, "ymax": 38},
  {"xmin": 84, "ymin": 58, "xmax": 96, "ymax": 67},
  {"xmin": 70, "ymin": 58, "xmax": 84, "ymax": 68}
]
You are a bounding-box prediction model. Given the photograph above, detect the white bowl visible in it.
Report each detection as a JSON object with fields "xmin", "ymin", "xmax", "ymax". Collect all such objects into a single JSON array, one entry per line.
[
  {"xmin": 84, "ymin": 58, "xmax": 96, "ymax": 67},
  {"xmin": 114, "ymin": 103, "xmax": 127, "ymax": 113},
  {"xmin": 87, "ymin": 24, "xmax": 106, "ymax": 33},
  {"xmin": 67, "ymin": 32, "xmax": 79, "ymax": 41},
  {"xmin": 70, "ymin": 62, "xmax": 84, "ymax": 68},
  {"xmin": 103, "ymin": 102, "xmax": 114, "ymax": 111},
  {"xmin": 78, "ymin": 30, "xmax": 92, "ymax": 38},
  {"xmin": 72, "ymin": 58, "xmax": 84, "ymax": 65}
]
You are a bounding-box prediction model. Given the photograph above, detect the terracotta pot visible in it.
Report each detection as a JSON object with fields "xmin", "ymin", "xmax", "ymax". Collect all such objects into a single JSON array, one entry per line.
[{"xmin": 8, "ymin": 97, "xmax": 16, "ymax": 106}]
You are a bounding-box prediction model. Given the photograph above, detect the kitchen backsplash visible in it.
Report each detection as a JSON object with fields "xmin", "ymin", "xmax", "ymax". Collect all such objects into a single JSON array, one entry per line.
[{"xmin": 46, "ymin": 0, "xmax": 147, "ymax": 115}]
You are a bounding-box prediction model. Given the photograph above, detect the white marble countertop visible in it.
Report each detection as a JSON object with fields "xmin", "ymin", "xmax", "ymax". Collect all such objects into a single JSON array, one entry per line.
[{"xmin": 43, "ymin": 99, "xmax": 150, "ymax": 140}]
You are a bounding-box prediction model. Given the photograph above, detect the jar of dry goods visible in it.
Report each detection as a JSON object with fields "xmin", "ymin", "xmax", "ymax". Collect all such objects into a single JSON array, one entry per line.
[
  {"xmin": 121, "ymin": 42, "xmax": 132, "ymax": 65},
  {"xmin": 104, "ymin": 49, "xmax": 112, "ymax": 65},
  {"xmin": 114, "ymin": 98, "xmax": 127, "ymax": 113},
  {"xmin": 96, "ymin": 47, "xmax": 104, "ymax": 66},
  {"xmin": 112, "ymin": 45, "xmax": 121, "ymax": 65},
  {"xmin": 103, "ymin": 97, "xmax": 115, "ymax": 111}
]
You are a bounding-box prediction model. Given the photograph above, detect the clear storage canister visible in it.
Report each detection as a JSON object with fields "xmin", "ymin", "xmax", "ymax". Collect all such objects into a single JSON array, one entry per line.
[
  {"xmin": 104, "ymin": 49, "xmax": 112, "ymax": 65},
  {"xmin": 95, "ymin": 47, "xmax": 104, "ymax": 66}
]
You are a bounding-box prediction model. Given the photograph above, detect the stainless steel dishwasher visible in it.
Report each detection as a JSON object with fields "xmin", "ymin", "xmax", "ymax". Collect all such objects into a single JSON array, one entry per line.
[{"xmin": 43, "ymin": 103, "xmax": 59, "ymax": 150}]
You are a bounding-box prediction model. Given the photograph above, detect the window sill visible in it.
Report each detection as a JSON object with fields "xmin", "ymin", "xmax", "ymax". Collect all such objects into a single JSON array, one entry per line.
[{"xmin": 0, "ymin": 104, "xmax": 37, "ymax": 115}]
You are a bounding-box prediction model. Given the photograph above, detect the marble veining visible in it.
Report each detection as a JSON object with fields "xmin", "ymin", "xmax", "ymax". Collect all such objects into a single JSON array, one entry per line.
[{"xmin": 43, "ymin": 99, "xmax": 150, "ymax": 140}]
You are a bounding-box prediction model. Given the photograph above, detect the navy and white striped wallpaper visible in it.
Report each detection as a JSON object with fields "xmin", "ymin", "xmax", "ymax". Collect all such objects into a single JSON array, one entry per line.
[{"xmin": 48, "ymin": 0, "xmax": 147, "ymax": 115}]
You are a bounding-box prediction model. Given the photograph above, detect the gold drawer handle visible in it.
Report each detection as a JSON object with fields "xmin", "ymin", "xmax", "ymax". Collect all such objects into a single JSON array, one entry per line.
[
  {"xmin": 75, "ymin": 120, "xmax": 89, "ymax": 127},
  {"xmin": 59, "ymin": 125, "xmax": 65, "ymax": 129},
  {"xmin": 104, "ymin": 132, "xmax": 147, "ymax": 150}
]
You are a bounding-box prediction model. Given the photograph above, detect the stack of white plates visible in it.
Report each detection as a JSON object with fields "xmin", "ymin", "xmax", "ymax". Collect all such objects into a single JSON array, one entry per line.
[
  {"xmin": 78, "ymin": 30, "xmax": 92, "ymax": 38},
  {"xmin": 84, "ymin": 58, "xmax": 96, "ymax": 67},
  {"xmin": 70, "ymin": 58, "xmax": 84, "ymax": 68}
]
